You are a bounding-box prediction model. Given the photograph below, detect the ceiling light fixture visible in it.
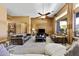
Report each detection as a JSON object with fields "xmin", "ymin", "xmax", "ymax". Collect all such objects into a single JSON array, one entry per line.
[{"xmin": 40, "ymin": 15, "xmax": 46, "ymax": 18}]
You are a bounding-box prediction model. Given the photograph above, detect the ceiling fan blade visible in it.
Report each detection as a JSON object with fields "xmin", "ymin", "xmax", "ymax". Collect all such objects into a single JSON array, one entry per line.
[
  {"xmin": 45, "ymin": 11, "xmax": 54, "ymax": 15},
  {"xmin": 45, "ymin": 12, "xmax": 51, "ymax": 15},
  {"xmin": 38, "ymin": 13, "xmax": 43, "ymax": 16},
  {"xmin": 38, "ymin": 11, "xmax": 54, "ymax": 16}
]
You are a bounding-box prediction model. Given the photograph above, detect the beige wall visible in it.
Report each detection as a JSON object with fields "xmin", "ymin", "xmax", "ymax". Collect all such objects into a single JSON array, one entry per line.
[
  {"xmin": 0, "ymin": 6, "xmax": 8, "ymax": 42},
  {"xmin": 8, "ymin": 16, "xmax": 31, "ymax": 34},
  {"xmin": 16, "ymin": 23, "xmax": 27, "ymax": 33}
]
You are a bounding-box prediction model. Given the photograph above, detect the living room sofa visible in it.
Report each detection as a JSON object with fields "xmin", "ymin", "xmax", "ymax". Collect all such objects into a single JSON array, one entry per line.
[{"xmin": 5, "ymin": 43, "xmax": 66, "ymax": 56}]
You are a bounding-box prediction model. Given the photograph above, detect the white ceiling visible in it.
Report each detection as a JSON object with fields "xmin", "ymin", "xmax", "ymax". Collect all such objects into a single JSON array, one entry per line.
[{"xmin": 0, "ymin": 3, "xmax": 65, "ymax": 17}]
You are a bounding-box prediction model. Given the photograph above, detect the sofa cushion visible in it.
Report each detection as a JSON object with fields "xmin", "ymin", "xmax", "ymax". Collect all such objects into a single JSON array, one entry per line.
[
  {"xmin": 10, "ymin": 54, "xmax": 45, "ymax": 56},
  {"xmin": 45, "ymin": 43, "xmax": 66, "ymax": 56},
  {"xmin": 9, "ymin": 43, "xmax": 45, "ymax": 54},
  {"xmin": 0, "ymin": 44, "xmax": 10, "ymax": 56},
  {"xmin": 66, "ymin": 41, "xmax": 79, "ymax": 56}
]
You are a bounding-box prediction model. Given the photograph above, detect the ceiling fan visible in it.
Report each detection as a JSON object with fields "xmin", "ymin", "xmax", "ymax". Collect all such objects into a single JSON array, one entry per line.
[
  {"xmin": 38, "ymin": 11, "xmax": 54, "ymax": 16},
  {"xmin": 37, "ymin": 11, "xmax": 54, "ymax": 19},
  {"xmin": 36, "ymin": 4, "xmax": 54, "ymax": 18}
]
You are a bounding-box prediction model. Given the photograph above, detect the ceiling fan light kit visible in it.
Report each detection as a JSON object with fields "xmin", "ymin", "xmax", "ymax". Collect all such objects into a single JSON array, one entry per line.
[{"xmin": 40, "ymin": 15, "xmax": 46, "ymax": 18}]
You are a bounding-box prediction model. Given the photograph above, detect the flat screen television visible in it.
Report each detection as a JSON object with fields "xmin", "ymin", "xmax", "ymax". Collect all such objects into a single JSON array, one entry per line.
[{"xmin": 38, "ymin": 29, "xmax": 45, "ymax": 33}]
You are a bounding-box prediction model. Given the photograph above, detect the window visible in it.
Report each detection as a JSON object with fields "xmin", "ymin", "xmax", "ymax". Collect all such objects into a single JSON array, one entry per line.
[
  {"xmin": 60, "ymin": 21, "xmax": 67, "ymax": 31},
  {"xmin": 74, "ymin": 12, "xmax": 79, "ymax": 36},
  {"xmin": 56, "ymin": 19, "xmax": 67, "ymax": 35}
]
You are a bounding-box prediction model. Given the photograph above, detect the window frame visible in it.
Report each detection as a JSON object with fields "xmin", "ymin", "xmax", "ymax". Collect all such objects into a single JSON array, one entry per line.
[
  {"xmin": 74, "ymin": 12, "xmax": 79, "ymax": 37},
  {"xmin": 56, "ymin": 18, "xmax": 67, "ymax": 34}
]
